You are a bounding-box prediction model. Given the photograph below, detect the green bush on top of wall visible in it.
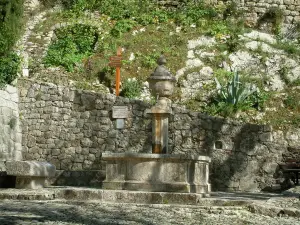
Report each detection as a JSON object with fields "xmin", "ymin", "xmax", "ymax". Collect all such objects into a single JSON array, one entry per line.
[
  {"xmin": 0, "ymin": 53, "xmax": 20, "ymax": 87},
  {"xmin": 44, "ymin": 24, "xmax": 99, "ymax": 72}
]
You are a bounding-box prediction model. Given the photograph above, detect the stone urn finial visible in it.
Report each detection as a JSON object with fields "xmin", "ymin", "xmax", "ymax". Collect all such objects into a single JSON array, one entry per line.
[
  {"xmin": 157, "ymin": 55, "xmax": 167, "ymax": 65},
  {"xmin": 148, "ymin": 55, "xmax": 176, "ymax": 108}
]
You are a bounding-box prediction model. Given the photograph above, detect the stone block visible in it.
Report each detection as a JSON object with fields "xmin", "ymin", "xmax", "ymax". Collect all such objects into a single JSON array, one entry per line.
[
  {"xmin": 259, "ymin": 132, "xmax": 273, "ymax": 142},
  {"xmin": 6, "ymin": 161, "xmax": 56, "ymax": 189},
  {"xmin": 56, "ymin": 188, "xmax": 103, "ymax": 200},
  {"xmin": 0, "ymin": 162, "xmax": 6, "ymax": 171},
  {"xmin": 6, "ymin": 161, "xmax": 56, "ymax": 177}
]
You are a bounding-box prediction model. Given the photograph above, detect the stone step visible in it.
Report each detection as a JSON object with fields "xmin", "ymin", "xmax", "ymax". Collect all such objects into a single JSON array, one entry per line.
[
  {"xmin": 3, "ymin": 187, "xmax": 300, "ymax": 219},
  {"xmin": 0, "ymin": 189, "xmax": 55, "ymax": 200},
  {"xmin": 0, "ymin": 187, "xmax": 253, "ymax": 207}
]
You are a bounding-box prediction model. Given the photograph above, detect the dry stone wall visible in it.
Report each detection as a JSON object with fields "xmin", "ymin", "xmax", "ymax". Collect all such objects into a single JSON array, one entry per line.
[
  {"xmin": 0, "ymin": 85, "xmax": 23, "ymax": 170},
  {"xmin": 158, "ymin": 0, "xmax": 300, "ymax": 23},
  {"xmin": 169, "ymin": 107, "xmax": 279, "ymax": 191},
  {"xmin": 19, "ymin": 79, "xmax": 152, "ymax": 172},
  {"xmin": 18, "ymin": 79, "xmax": 300, "ymax": 192},
  {"xmin": 234, "ymin": 0, "xmax": 300, "ymax": 23}
]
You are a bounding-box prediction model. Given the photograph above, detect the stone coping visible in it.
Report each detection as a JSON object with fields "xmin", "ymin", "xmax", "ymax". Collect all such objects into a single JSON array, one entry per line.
[{"xmin": 102, "ymin": 153, "xmax": 211, "ymax": 162}]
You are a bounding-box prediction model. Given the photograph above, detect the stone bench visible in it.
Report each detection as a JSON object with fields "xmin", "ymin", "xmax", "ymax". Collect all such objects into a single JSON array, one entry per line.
[{"xmin": 6, "ymin": 161, "xmax": 56, "ymax": 189}]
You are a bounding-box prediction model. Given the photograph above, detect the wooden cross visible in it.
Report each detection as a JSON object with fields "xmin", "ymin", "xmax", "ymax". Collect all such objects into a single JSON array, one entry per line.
[{"xmin": 109, "ymin": 47, "xmax": 122, "ymax": 96}]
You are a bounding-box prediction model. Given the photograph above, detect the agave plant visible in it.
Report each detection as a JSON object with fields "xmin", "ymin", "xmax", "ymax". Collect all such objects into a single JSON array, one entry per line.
[{"xmin": 215, "ymin": 71, "xmax": 257, "ymax": 106}]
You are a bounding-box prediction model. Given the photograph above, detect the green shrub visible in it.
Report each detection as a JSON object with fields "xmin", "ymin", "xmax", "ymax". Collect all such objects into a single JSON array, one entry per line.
[
  {"xmin": 60, "ymin": 0, "xmax": 99, "ymax": 16},
  {"xmin": 0, "ymin": 1, "xmax": 23, "ymax": 87},
  {"xmin": 44, "ymin": 24, "xmax": 98, "ymax": 71},
  {"xmin": 223, "ymin": 1, "xmax": 242, "ymax": 20},
  {"xmin": 208, "ymin": 22, "xmax": 230, "ymax": 36},
  {"xmin": 61, "ymin": 0, "xmax": 97, "ymax": 10},
  {"xmin": 90, "ymin": 0, "xmax": 217, "ymax": 27},
  {"xmin": 284, "ymin": 93, "xmax": 300, "ymax": 110},
  {"xmin": 136, "ymin": 10, "xmax": 170, "ymax": 26},
  {"xmin": 173, "ymin": 2, "xmax": 217, "ymax": 26},
  {"xmin": 0, "ymin": 0, "xmax": 24, "ymax": 54},
  {"xmin": 95, "ymin": 0, "xmax": 154, "ymax": 20},
  {"xmin": 121, "ymin": 78, "xmax": 142, "ymax": 99},
  {"xmin": 56, "ymin": 24, "xmax": 98, "ymax": 52},
  {"xmin": 141, "ymin": 52, "xmax": 160, "ymax": 68},
  {"xmin": 215, "ymin": 71, "xmax": 257, "ymax": 106},
  {"xmin": 205, "ymin": 71, "xmax": 261, "ymax": 116},
  {"xmin": 110, "ymin": 19, "xmax": 137, "ymax": 37},
  {"xmin": 0, "ymin": 53, "xmax": 20, "ymax": 87}
]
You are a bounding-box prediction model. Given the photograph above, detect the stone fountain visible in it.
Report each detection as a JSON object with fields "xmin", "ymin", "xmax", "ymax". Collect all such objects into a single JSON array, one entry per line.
[{"xmin": 102, "ymin": 56, "xmax": 211, "ymax": 195}]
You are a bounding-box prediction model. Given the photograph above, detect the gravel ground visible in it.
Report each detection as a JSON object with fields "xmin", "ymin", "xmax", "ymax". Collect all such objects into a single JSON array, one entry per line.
[{"xmin": 0, "ymin": 200, "xmax": 300, "ymax": 225}]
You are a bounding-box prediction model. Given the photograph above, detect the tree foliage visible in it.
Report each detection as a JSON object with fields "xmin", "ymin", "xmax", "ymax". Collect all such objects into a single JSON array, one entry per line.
[
  {"xmin": 0, "ymin": 0, "xmax": 23, "ymax": 86},
  {"xmin": 0, "ymin": 0, "xmax": 24, "ymax": 55}
]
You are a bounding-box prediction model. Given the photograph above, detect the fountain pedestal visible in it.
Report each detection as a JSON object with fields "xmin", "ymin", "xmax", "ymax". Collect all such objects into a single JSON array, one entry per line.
[
  {"xmin": 147, "ymin": 107, "xmax": 171, "ymax": 154},
  {"xmin": 102, "ymin": 153, "xmax": 211, "ymax": 195}
]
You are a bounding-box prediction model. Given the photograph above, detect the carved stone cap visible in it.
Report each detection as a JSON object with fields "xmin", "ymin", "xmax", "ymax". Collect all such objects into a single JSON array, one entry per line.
[{"xmin": 148, "ymin": 55, "xmax": 176, "ymax": 82}]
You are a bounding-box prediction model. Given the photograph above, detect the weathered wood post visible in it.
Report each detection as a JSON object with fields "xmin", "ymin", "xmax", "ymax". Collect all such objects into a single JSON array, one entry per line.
[{"xmin": 109, "ymin": 47, "xmax": 122, "ymax": 96}]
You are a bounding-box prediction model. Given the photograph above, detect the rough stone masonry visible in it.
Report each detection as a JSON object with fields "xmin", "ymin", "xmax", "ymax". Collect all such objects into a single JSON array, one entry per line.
[
  {"xmin": 0, "ymin": 85, "xmax": 23, "ymax": 170},
  {"xmin": 157, "ymin": 0, "xmax": 300, "ymax": 23},
  {"xmin": 15, "ymin": 79, "xmax": 300, "ymax": 192}
]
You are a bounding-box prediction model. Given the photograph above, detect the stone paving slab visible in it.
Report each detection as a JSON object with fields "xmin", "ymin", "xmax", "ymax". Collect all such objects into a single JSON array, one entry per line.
[
  {"xmin": 0, "ymin": 200, "xmax": 299, "ymax": 225},
  {"xmin": 0, "ymin": 186, "xmax": 300, "ymax": 224}
]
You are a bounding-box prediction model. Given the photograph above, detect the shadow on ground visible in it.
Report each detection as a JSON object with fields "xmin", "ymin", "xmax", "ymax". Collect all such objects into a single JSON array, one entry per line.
[{"xmin": 0, "ymin": 201, "xmax": 155, "ymax": 225}]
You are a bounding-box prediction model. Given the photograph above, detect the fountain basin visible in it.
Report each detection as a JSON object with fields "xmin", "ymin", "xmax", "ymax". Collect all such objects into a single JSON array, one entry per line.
[{"xmin": 102, "ymin": 153, "xmax": 211, "ymax": 195}]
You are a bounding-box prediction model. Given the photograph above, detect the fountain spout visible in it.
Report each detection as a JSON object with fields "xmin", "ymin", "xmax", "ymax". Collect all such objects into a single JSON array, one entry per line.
[{"xmin": 147, "ymin": 55, "xmax": 176, "ymax": 154}]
